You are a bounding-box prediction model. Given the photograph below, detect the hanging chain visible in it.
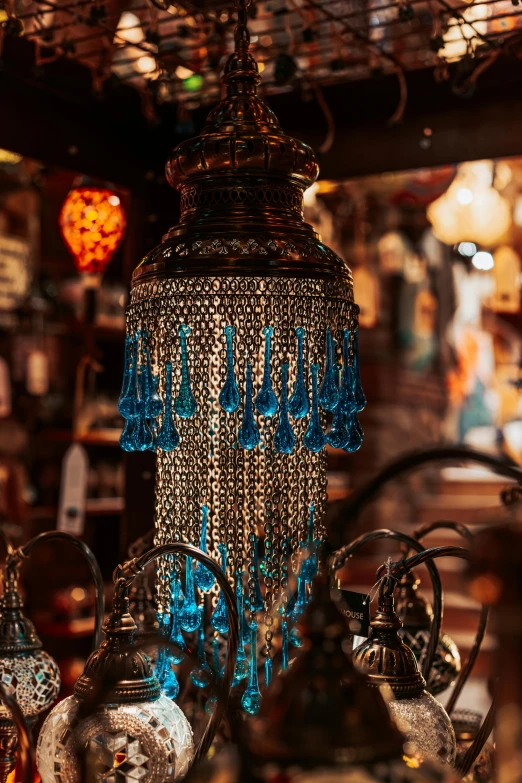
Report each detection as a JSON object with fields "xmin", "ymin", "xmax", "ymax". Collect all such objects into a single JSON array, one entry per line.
[{"xmin": 234, "ymin": 0, "xmax": 253, "ymax": 51}]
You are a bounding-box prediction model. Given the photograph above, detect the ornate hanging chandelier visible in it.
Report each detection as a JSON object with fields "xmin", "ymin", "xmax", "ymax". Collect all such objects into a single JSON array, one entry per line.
[{"xmin": 118, "ymin": 0, "xmax": 364, "ymax": 700}]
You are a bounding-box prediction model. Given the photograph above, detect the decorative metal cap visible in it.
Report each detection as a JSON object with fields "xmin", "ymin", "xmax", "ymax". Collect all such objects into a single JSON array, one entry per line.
[
  {"xmin": 395, "ymin": 570, "xmax": 433, "ymax": 631},
  {"xmin": 353, "ymin": 576, "xmax": 426, "ymax": 699},
  {"xmin": 74, "ymin": 594, "xmax": 161, "ymax": 704},
  {"xmin": 0, "ymin": 563, "xmax": 42, "ymax": 655},
  {"xmin": 166, "ymin": 21, "xmax": 318, "ymax": 195},
  {"xmin": 249, "ymin": 578, "xmax": 405, "ymax": 767}
]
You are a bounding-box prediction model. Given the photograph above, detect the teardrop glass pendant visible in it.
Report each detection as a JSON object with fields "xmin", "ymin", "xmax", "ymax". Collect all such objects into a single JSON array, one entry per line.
[
  {"xmin": 264, "ymin": 653, "xmax": 273, "ymax": 686},
  {"xmin": 174, "ymin": 324, "xmax": 197, "ymax": 419},
  {"xmin": 319, "ymin": 327, "xmax": 340, "ymax": 412},
  {"xmin": 290, "ymin": 573, "xmax": 308, "ymax": 625},
  {"xmin": 133, "ymin": 368, "xmax": 154, "ymax": 451},
  {"xmin": 143, "ymin": 334, "xmax": 163, "ymax": 418},
  {"xmin": 255, "ymin": 326, "xmax": 278, "ymax": 417},
  {"xmin": 303, "ymin": 363, "xmax": 327, "ymax": 452},
  {"xmin": 191, "ymin": 606, "xmax": 213, "ymax": 688},
  {"xmin": 232, "ymin": 576, "xmax": 249, "ymax": 684},
  {"xmin": 219, "ymin": 325, "xmax": 241, "ymax": 413},
  {"xmin": 194, "ymin": 505, "xmax": 215, "ymax": 591},
  {"xmin": 241, "ymin": 622, "xmax": 262, "ymax": 715},
  {"xmin": 169, "ymin": 577, "xmax": 185, "ymax": 664},
  {"xmin": 119, "ymin": 334, "xmax": 140, "ymax": 419},
  {"xmin": 299, "ymin": 502, "xmax": 319, "ymax": 582},
  {"xmin": 288, "ymin": 326, "xmax": 309, "ymax": 420},
  {"xmin": 179, "ymin": 556, "xmax": 200, "ymax": 632},
  {"xmin": 238, "ymin": 361, "xmax": 261, "ymax": 450},
  {"xmin": 120, "ymin": 417, "xmax": 136, "ymax": 452},
  {"xmin": 327, "ymin": 365, "xmax": 350, "ymax": 449},
  {"xmin": 157, "ymin": 361, "xmax": 180, "ymax": 451},
  {"xmin": 281, "ymin": 615, "xmax": 289, "ymax": 671},
  {"xmin": 352, "ymin": 329, "xmax": 367, "ymax": 412},
  {"xmin": 343, "ymin": 411, "xmax": 364, "ymax": 453},
  {"xmin": 274, "ymin": 363, "xmax": 295, "ymax": 454},
  {"xmin": 210, "ymin": 544, "xmax": 230, "ymax": 634},
  {"xmin": 118, "ymin": 335, "xmax": 134, "ymax": 417}
]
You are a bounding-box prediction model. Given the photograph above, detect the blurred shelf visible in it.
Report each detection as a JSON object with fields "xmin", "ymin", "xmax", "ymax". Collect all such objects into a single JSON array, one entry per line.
[
  {"xmin": 34, "ymin": 615, "xmax": 95, "ymax": 638},
  {"xmin": 29, "ymin": 497, "xmax": 124, "ymax": 520},
  {"xmin": 40, "ymin": 428, "xmax": 121, "ymax": 447}
]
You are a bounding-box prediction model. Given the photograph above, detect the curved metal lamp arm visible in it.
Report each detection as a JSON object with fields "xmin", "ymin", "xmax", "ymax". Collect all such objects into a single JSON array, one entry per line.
[
  {"xmin": 114, "ymin": 541, "xmax": 239, "ymax": 766},
  {"xmin": 414, "ymin": 521, "xmax": 488, "ymax": 717},
  {"xmin": 329, "ymin": 528, "xmax": 443, "ymax": 682},
  {"xmin": 0, "ymin": 529, "xmax": 15, "ymax": 560},
  {"xmin": 0, "ymin": 683, "xmax": 34, "ymax": 783},
  {"xmin": 338, "ymin": 446, "xmax": 522, "ymax": 531},
  {"xmin": 455, "ymin": 694, "xmax": 496, "ymax": 778},
  {"xmin": 15, "ymin": 531, "xmax": 105, "ymax": 649}
]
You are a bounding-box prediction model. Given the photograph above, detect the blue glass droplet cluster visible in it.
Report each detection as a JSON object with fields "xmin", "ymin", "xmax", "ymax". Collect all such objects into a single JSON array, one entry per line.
[{"xmin": 120, "ymin": 323, "xmax": 364, "ymax": 455}]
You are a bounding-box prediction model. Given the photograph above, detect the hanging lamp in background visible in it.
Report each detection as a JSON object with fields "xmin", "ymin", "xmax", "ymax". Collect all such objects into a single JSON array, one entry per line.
[
  {"xmin": 427, "ymin": 160, "xmax": 511, "ymax": 248},
  {"xmin": 117, "ymin": 0, "xmax": 364, "ymax": 708},
  {"xmin": 60, "ymin": 182, "xmax": 126, "ymax": 322}
]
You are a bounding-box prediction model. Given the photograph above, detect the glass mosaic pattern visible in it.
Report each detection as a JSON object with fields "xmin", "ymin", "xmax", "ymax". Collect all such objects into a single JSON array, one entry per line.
[
  {"xmin": 0, "ymin": 650, "xmax": 60, "ymax": 717},
  {"xmin": 36, "ymin": 694, "xmax": 194, "ymax": 783}
]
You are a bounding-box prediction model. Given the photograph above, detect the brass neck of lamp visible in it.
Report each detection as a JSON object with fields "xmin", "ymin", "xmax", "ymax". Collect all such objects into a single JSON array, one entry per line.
[
  {"xmin": 0, "ymin": 558, "xmax": 42, "ymax": 655},
  {"xmin": 352, "ymin": 576, "xmax": 426, "ymax": 699}
]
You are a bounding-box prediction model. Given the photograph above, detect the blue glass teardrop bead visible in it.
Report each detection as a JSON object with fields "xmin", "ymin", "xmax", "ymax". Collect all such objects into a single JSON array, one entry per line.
[
  {"xmin": 142, "ymin": 336, "xmax": 163, "ymax": 419},
  {"xmin": 194, "ymin": 505, "xmax": 215, "ymax": 591},
  {"xmin": 339, "ymin": 329, "xmax": 357, "ymax": 415},
  {"xmin": 120, "ymin": 418, "xmax": 136, "ymax": 452},
  {"xmin": 238, "ymin": 361, "xmax": 261, "ymax": 450},
  {"xmin": 233, "ymin": 577, "xmax": 249, "ymax": 685},
  {"xmin": 210, "ymin": 544, "xmax": 230, "ymax": 634},
  {"xmin": 265, "ymin": 655, "xmax": 273, "ymax": 686},
  {"xmin": 352, "ymin": 329, "xmax": 367, "ymax": 412},
  {"xmin": 319, "ymin": 327, "xmax": 340, "ymax": 412},
  {"xmin": 327, "ymin": 364, "xmax": 351, "ymax": 449},
  {"xmin": 191, "ymin": 607, "xmax": 213, "ymax": 688},
  {"xmin": 157, "ymin": 361, "xmax": 179, "ymax": 451},
  {"xmin": 155, "ymin": 613, "xmax": 180, "ymax": 698},
  {"xmin": 133, "ymin": 369, "xmax": 154, "ymax": 451},
  {"xmin": 288, "ymin": 326, "xmax": 309, "ymax": 419},
  {"xmin": 290, "ymin": 574, "xmax": 308, "ymax": 625},
  {"xmin": 299, "ymin": 503, "xmax": 320, "ymax": 582},
  {"xmin": 179, "ymin": 557, "xmax": 200, "ymax": 632},
  {"xmin": 241, "ymin": 623, "xmax": 262, "ymax": 715},
  {"xmin": 118, "ymin": 335, "xmax": 135, "ymax": 418},
  {"xmin": 282, "ymin": 615, "xmax": 289, "ymax": 671},
  {"xmin": 343, "ymin": 411, "xmax": 364, "ymax": 453},
  {"xmin": 255, "ymin": 326, "xmax": 278, "ymax": 417},
  {"xmin": 274, "ymin": 363, "xmax": 295, "ymax": 454},
  {"xmin": 119, "ymin": 334, "xmax": 140, "ymax": 419},
  {"xmin": 174, "ymin": 324, "xmax": 197, "ymax": 419},
  {"xmin": 168, "ymin": 578, "xmax": 185, "ymax": 664},
  {"xmin": 303, "ymin": 363, "xmax": 327, "ymax": 452},
  {"xmin": 219, "ymin": 326, "xmax": 241, "ymax": 413},
  {"xmin": 290, "ymin": 626, "xmax": 302, "ymax": 647}
]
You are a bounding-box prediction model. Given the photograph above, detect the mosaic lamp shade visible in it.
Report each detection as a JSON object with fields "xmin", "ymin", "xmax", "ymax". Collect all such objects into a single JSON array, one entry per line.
[
  {"xmin": 117, "ymin": 0, "xmax": 365, "ymax": 710},
  {"xmin": 37, "ymin": 541, "xmax": 239, "ymax": 783},
  {"xmin": 0, "ymin": 562, "xmax": 61, "ymax": 722}
]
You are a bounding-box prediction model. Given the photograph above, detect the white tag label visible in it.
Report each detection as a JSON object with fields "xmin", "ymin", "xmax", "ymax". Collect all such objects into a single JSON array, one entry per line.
[
  {"xmin": 0, "ymin": 358, "xmax": 11, "ymax": 418},
  {"xmin": 57, "ymin": 444, "xmax": 88, "ymax": 536}
]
